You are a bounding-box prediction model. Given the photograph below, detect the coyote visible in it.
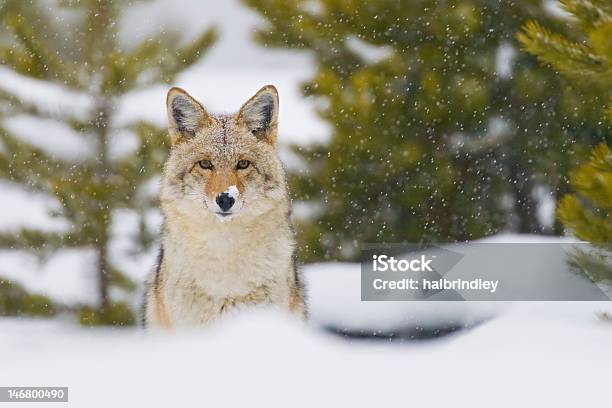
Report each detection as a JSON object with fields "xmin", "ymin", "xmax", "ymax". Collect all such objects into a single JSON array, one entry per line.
[{"xmin": 144, "ymin": 85, "xmax": 305, "ymax": 328}]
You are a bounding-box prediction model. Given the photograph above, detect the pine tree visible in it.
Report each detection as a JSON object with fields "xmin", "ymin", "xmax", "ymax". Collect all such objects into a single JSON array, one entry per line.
[
  {"xmin": 244, "ymin": 0, "xmax": 593, "ymax": 262},
  {"xmin": 518, "ymin": 0, "xmax": 611, "ymax": 120},
  {"xmin": 519, "ymin": 0, "xmax": 611, "ymax": 281},
  {"xmin": 0, "ymin": 0, "xmax": 217, "ymax": 323},
  {"xmin": 558, "ymin": 144, "xmax": 612, "ymax": 242}
]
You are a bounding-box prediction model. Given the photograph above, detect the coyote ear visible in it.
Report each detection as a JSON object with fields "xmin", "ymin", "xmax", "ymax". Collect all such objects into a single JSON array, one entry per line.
[
  {"xmin": 166, "ymin": 87, "xmax": 210, "ymax": 144},
  {"xmin": 237, "ymin": 85, "xmax": 279, "ymax": 144}
]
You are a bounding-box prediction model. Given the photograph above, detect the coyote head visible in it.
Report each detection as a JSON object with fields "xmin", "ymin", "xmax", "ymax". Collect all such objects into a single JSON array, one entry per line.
[{"xmin": 160, "ymin": 85, "xmax": 288, "ymax": 222}]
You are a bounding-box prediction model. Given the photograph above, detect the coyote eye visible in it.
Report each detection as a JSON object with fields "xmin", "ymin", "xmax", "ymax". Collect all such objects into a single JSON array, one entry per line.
[
  {"xmin": 236, "ymin": 159, "xmax": 250, "ymax": 170},
  {"xmin": 198, "ymin": 160, "xmax": 213, "ymax": 170}
]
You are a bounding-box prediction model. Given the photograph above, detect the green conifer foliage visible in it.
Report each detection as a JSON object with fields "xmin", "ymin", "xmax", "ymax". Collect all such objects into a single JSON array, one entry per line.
[
  {"xmin": 518, "ymin": 0, "xmax": 611, "ymax": 118},
  {"xmin": 519, "ymin": 0, "xmax": 611, "ymax": 281},
  {"xmin": 557, "ymin": 143, "xmax": 611, "ymax": 243},
  {"xmin": 0, "ymin": 0, "xmax": 217, "ymax": 323}
]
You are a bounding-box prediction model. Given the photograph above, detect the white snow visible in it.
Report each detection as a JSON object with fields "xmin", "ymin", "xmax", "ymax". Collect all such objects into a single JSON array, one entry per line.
[
  {"xmin": 108, "ymin": 209, "xmax": 161, "ymax": 285},
  {"xmin": 0, "ymin": 66, "xmax": 93, "ymax": 121},
  {"xmin": 0, "ymin": 306, "xmax": 611, "ymax": 407},
  {"xmin": 495, "ymin": 42, "xmax": 516, "ymax": 79},
  {"xmin": 345, "ymin": 36, "xmax": 394, "ymax": 64},
  {"xmin": 0, "ymin": 248, "xmax": 98, "ymax": 305},
  {"xmin": 535, "ymin": 186, "xmax": 557, "ymax": 230},
  {"xmin": 3, "ymin": 115, "xmax": 93, "ymax": 161},
  {"xmin": 0, "ymin": 182, "xmax": 68, "ymax": 233},
  {"xmin": 107, "ymin": 129, "xmax": 141, "ymax": 161}
]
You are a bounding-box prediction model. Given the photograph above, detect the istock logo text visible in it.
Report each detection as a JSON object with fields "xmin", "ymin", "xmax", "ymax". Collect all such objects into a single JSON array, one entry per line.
[{"xmin": 372, "ymin": 254, "xmax": 434, "ymax": 272}]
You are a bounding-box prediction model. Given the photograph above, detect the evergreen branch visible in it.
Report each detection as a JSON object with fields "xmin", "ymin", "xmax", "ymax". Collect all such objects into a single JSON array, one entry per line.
[
  {"xmin": 174, "ymin": 27, "xmax": 219, "ymax": 72},
  {"xmin": 100, "ymin": 33, "xmax": 177, "ymax": 93},
  {"xmin": 0, "ymin": 229, "xmax": 67, "ymax": 252},
  {"xmin": 116, "ymin": 122, "xmax": 168, "ymax": 186},
  {"xmin": 0, "ymin": 128, "xmax": 73, "ymax": 192},
  {"xmin": 0, "ymin": 91, "xmax": 48, "ymax": 118},
  {"xmin": 1, "ymin": 14, "xmax": 79, "ymax": 87},
  {"xmin": 111, "ymin": 123, "xmax": 168, "ymax": 210},
  {"xmin": 0, "ymin": 0, "xmax": 26, "ymax": 16},
  {"xmin": 243, "ymin": 0, "xmax": 314, "ymax": 49},
  {"xmin": 517, "ymin": 21, "xmax": 611, "ymax": 83},
  {"xmin": 133, "ymin": 209, "xmax": 158, "ymax": 251},
  {"xmin": 133, "ymin": 27, "xmax": 219, "ymax": 86},
  {"xmin": 557, "ymin": 195, "xmax": 612, "ymax": 242},
  {"xmin": 568, "ymin": 143, "xmax": 612, "ymax": 210},
  {"xmin": 586, "ymin": 143, "xmax": 612, "ymax": 172},
  {"xmin": 0, "ymin": 47, "xmax": 38, "ymax": 80},
  {"xmin": 101, "ymin": 27, "xmax": 218, "ymax": 94},
  {"xmin": 568, "ymin": 248, "xmax": 612, "ymax": 283},
  {"xmin": 55, "ymin": 0, "xmax": 86, "ymax": 7},
  {"xmin": 0, "ymin": 278, "xmax": 58, "ymax": 317},
  {"xmin": 1, "ymin": 15, "xmax": 49, "ymax": 79},
  {"xmin": 66, "ymin": 117, "xmax": 95, "ymax": 134},
  {"xmin": 560, "ymin": 0, "xmax": 612, "ymax": 28},
  {"xmin": 47, "ymin": 166, "xmax": 116, "ymax": 238},
  {"xmin": 81, "ymin": 0, "xmax": 118, "ymax": 70},
  {"xmin": 101, "ymin": 51, "xmax": 141, "ymax": 95},
  {"xmin": 107, "ymin": 266, "xmax": 137, "ymax": 292},
  {"xmin": 558, "ymin": 144, "xmax": 612, "ymax": 244}
]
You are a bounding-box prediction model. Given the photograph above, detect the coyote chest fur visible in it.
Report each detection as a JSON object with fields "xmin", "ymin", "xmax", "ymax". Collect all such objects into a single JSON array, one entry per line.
[{"xmin": 144, "ymin": 85, "xmax": 305, "ymax": 328}]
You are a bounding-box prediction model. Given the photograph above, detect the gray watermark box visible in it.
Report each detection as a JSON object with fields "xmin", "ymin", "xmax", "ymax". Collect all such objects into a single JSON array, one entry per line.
[
  {"xmin": 0, "ymin": 387, "xmax": 68, "ymax": 402},
  {"xmin": 361, "ymin": 243, "xmax": 611, "ymax": 301}
]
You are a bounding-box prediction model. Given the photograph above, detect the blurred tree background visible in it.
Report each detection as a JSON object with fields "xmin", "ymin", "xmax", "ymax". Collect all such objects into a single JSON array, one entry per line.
[
  {"xmin": 0, "ymin": 0, "xmax": 216, "ymax": 324},
  {"xmin": 245, "ymin": 0, "xmax": 609, "ymax": 261},
  {"xmin": 519, "ymin": 0, "xmax": 611, "ymax": 282}
]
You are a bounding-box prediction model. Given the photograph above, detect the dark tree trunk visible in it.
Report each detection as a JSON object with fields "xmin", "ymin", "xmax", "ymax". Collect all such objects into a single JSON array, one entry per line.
[
  {"xmin": 97, "ymin": 242, "xmax": 109, "ymax": 311},
  {"xmin": 94, "ymin": 99, "xmax": 111, "ymax": 311},
  {"xmin": 509, "ymin": 157, "xmax": 541, "ymax": 234}
]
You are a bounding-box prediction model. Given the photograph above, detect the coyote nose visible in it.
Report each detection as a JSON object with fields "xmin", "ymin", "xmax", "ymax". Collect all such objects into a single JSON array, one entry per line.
[{"xmin": 216, "ymin": 192, "xmax": 235, "ymax": 212}]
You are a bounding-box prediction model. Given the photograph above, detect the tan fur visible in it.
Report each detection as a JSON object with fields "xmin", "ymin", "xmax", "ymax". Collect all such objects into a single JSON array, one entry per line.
[
  {"xmin": 144, "ymin": 85, "xmax": 305, "ymax": 328},
  {"xmin": 154, "ymin": 282, "xmax": 171, "ymax": 328},
  {"xmin": 205, "ymin": 169, "xmax": 243, "ymax": 198}
]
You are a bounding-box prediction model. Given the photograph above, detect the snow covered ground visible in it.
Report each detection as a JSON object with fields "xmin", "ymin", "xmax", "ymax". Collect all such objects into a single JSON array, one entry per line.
[{"xmin": 1, "ymin": 303, "xmax": 611, "ymax": 408}]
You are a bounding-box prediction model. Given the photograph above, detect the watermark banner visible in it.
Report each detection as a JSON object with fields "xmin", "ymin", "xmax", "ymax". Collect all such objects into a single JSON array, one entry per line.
[
  {"xmin": 361, "ymin": 243, "xmax": 611, "ymax": 301},
  {"xmin": 0, "ymin": 387, "xmax": 68, "ymax": 402}
]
